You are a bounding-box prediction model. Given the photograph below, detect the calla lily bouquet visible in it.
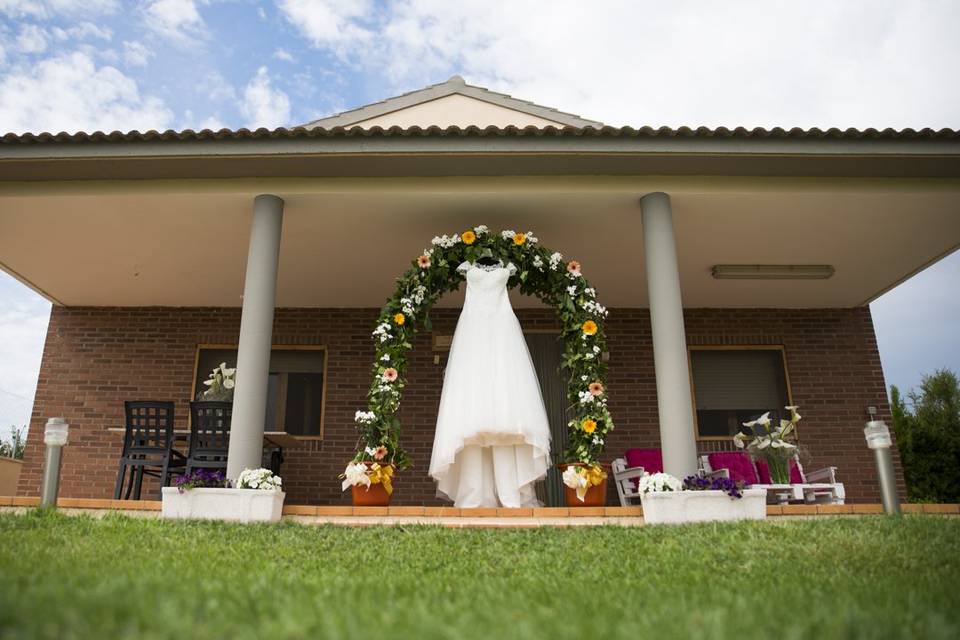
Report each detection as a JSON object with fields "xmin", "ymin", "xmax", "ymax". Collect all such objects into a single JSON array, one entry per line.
[
  {"xmin": 198, "ymin": 362, "xmax": 236, "ymax": 401},
  {"xmin": 734, "ymin": 405, "xmax": 801, "ymax": 484}
]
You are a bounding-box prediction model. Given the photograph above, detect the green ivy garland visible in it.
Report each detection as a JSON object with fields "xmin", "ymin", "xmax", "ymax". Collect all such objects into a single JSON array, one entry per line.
[{"xmin": 349, "ymin": 225, "xmax": 614, "ymax": 471}]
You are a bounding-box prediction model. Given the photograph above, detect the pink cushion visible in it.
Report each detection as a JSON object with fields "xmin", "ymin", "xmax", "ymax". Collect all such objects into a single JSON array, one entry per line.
[
  {"xmin": 756, "ymin": 458, "xmax": 805, "ymax": 484},
  {"xmin": 707, "ymin": 452, "xmax": 760, "ymax": 486},
  {"xmin": 624, "ymin": 448, "xmax": 663, "ymax": 474},
  {"xmin": 624, "ymin": 448, "xmax": 663, "ymax": 489}
]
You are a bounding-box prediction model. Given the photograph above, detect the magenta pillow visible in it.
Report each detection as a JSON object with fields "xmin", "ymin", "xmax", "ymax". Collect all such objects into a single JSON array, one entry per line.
[
  {"xmin": 707, "ymin": 452, "xmax": 760, "ymax": 486},
  {"xmin": 756, "ymin": 458, "xmax": 805, "ymax": 484},
  {"xmin": 625, "ymin": 448, "xmax": 663, "ymax": 474}
]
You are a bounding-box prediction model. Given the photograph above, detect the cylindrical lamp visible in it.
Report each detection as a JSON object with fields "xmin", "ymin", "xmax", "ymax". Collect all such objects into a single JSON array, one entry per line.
[
  {"xmin": 864, "ymin": 418, "xmax": 900, "ymax": 515},
  {"xmin": 40, "ymin": 417, "xmax": 69, "ymax": 508}
]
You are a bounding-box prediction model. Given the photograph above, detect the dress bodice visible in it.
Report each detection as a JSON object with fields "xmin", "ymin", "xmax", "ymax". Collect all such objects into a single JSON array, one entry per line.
[{"xmin": 462, "ymin": 265, "xmax": 513, "ymax": 315}]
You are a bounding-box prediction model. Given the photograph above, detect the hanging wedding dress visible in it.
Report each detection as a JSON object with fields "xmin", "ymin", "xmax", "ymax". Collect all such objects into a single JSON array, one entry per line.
[{"xmin": 428, "ymin": 261, "xmax": 551, "ymax": 508}]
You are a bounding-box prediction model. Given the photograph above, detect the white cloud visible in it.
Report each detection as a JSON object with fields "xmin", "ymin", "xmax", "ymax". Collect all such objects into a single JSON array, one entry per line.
[
  {"xmin": 277, "ymin": 0, "xmax": 960, "ymax": 130},
  {"xmin": 0, "ymin": 273, "xmax": 50, "ymax": 431},
  {"xmin": 240, "ymin": 65, "xmax": 290, "ymax": 128},
  {"xmin": 0, "ymin": 0, "xmax": 118, "ymax": 19},
  {"xmin": 277, "ymin": 0, "xmax": 374, "ymax": 56},
  {"xmin": 145, "ymin": 0, "xmax": 207, "ymax": 43},
  {"xmin": 52, "ymin": 22, "xmax": 113, "ymax": 42},
  {"xmin": 273, "ymin": 47, "xmax": 294, "ymax": 62},
  {"xmin": 16, "ymin": 24, "xmax": 48, "ymax": 54},
  {"xmin": 122, "ymin": 40, "xmax": 153, "ymax": 67},
  {"xmin": 0, "ymin": 51, "xmax": 174, "ymax": 134}
]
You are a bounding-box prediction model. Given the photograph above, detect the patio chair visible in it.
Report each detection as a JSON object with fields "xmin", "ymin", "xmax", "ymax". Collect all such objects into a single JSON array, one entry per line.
[
  {"xmin": 612, "ymin": 448, "xmax": 663, "ymax": 506},
  {"xmin": 700, "ymin": 452, "xmax": 845, "ymax": 504},
  {"xmin": 186, "ymin": 401, "xmax": 233, "ymax": 475},
  {"xmin": 114, "ymin": 401, "xmax": 185, "ymax": 500}
]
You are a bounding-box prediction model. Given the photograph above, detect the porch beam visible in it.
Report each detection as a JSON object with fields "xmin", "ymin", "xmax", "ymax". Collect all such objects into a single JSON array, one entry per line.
[
  {"xmin": 640, "ymin": 192, "xmax": 699, "ymax": 479},
  {"xmin": 226, "ymin": 194, "xmax": 284, "ymax": 480}
]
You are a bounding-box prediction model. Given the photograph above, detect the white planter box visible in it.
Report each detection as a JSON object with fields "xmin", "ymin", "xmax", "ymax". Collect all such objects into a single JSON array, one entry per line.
[
  {"xmin": 161, "ymin": 487, "xmax": 285, "ymax": 523},
  {"xmin": 641, "ymin": 489, "xmax": 767, "ymax": 525}
]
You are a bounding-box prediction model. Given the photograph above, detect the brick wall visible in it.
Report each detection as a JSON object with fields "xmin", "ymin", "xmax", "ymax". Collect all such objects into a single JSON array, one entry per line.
[{"xmin": 17, "ymin": 305, "xmax": 901, "ymax": 504}]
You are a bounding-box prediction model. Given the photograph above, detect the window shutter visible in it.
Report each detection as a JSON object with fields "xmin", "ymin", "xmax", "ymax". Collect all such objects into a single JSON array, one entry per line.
[{"xmin": 691, "ymin": 350, "xmax": 786, "ymax": 410}]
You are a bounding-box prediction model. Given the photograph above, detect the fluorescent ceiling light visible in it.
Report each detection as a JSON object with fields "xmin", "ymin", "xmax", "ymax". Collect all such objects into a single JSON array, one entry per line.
[{"xmin": 711, "ymin": 264, "xmax": 835, "ymax": 280}]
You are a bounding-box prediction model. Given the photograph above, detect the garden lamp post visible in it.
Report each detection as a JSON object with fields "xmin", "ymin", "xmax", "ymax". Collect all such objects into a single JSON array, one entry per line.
[
  {"xmin": 864, "ymin": 408, "xmax": 900, "ymax": 515},
  {"xmin": 40, "ymin": 417, "xmax": 69, "ymax": 508}
]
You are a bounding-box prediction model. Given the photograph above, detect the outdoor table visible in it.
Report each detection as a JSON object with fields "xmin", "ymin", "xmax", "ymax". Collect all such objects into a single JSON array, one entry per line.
[{"xmin": 107, "ymin": 428, "xmax": 297, "ymax": 476}]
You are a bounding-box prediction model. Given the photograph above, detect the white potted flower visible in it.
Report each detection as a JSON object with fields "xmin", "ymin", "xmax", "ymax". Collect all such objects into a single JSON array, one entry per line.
[
  {"xmin": 639, "ymin": 472, "xmax": 767, "ymax": 525},
  {"xmin": 161, "ymin": 467, "xmax": 285, "ymax": 523}
]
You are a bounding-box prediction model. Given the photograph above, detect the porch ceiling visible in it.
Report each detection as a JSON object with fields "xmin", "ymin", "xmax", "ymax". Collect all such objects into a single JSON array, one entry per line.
[{"xmin": 0, "ymin": 176, "xmax": 958, "ymax": 309}]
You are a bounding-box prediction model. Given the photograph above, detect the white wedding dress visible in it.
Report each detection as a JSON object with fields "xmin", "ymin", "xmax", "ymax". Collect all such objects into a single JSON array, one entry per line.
[{"xmin": 428, "ymin": 261, "xmax": 551, "ymax": 508}]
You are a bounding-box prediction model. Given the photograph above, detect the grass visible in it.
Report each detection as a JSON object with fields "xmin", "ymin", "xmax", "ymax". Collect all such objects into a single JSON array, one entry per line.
[{"xmin": 1, "ymin": 512, "xmax": 959, "ymax": 639}]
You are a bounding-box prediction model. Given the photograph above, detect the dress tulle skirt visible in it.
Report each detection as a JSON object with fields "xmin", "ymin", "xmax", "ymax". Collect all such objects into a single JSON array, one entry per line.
[{"xmin": 428, "ymin": 285, "xmax": 551, "ymax": 508}]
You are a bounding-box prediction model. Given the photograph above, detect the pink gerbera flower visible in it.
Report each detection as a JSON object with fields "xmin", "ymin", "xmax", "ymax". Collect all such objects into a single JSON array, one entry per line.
[
  {"xmin": 566, "ymin": 260, "xmax": 581, "ymax": 276},
  {"xmin": 373, "ymin": 446, "xmax": 388, "ymax": 460},
  {"xmin": 382, "ymin": 367, "xmax": 398, "ymax": 382},
  {"xmin": 589, "ymin": 381, "xmax": 604, "ymax": 396},
  {"xmin": 417, "ymin": 255, "xmax": 431, "ymax": 269}
]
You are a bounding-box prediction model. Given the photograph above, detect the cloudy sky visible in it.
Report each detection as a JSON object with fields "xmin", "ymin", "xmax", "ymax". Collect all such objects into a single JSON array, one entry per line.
[{"xmin": 0, "ymin": 0, "xmax": 958, "ymax": 431}]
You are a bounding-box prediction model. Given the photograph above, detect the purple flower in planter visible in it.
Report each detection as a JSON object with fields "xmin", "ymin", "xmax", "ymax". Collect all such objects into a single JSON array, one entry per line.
[
  {"xmin": 683, "ymin": 475, "xmax": 745, "ymax": 499},
  {"xmin": 175, "ymin": 469, "xmax": 227, "ymax": 493}
]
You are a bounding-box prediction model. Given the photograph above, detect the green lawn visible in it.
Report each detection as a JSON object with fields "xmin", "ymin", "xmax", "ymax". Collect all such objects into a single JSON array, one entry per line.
[{"xmin": 1, "ymin": 511, "xmax": 959, "ymax": 639}]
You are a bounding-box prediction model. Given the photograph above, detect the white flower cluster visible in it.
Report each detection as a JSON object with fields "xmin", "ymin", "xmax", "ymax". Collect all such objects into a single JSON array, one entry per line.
[
  {"xmin": 400, "ymin": 284, "xmax": 428, "ymax": 316},
  {"xmin": 584, "ymin": 345, "xmax": 602, "ymax": 360},
  {"xmin": 354, "ymin": 410, "xmax": 376, "ymax": 424},
  {"xmin": 500, "ymin": 229, "xmax": 516, "ymax": 240},
  {"xmin": 380, "ymin": 353, "xmax": 390, "ymax": 362},
  {"xmin": 638, "ymin": 472, "xmax": 682, "ymax": 494},
  {"xmin": 372, "ymin": 322, "xmax": 392, "ymax": 343},
  {"xmin": 578, "ymin": 390, "xmax": 596, "ymax": 404},
  {"xmin": 523, "ymin": 231, "xmax": 538, "ymax": 244},
  {"xmin": 548, "ymin": 252, "xmax": 564, "ymax": 270},
  {"xmin": 236, "ymin": 467, "xmax": 282, "ymax": 491},
  {"xmin": 591, "ymin": 435, "xmax": 604, "ymax": 446},
  {"xmin": 474, "ymin": 224, "xmax": 489, "ymax": 235},
  {"xmin": 532, "ymin": 255, "xmax": 544, "ymax": 270},
  {"xmin": 583, "ymin": 300, "xmax": 608, "ymax": 317},
  {"xmin": 431, "ymin": 234, "xmax": 461, "ymax": 248},
  {"xmin": 567, "ymin": 285, "xmax": 578, "ymax": 296}
]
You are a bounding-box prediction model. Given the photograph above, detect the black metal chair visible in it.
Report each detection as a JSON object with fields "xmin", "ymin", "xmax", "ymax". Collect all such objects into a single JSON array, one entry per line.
[
  {"xmin": 114, "ymin": 401, "xmax": 185, "ymax": 500},
  {"xmin": 186, "ymin": 401, "xmax": 233, "ymax": 475}
]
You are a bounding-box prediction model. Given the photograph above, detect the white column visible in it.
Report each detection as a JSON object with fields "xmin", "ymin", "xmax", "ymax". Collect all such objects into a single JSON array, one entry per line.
[
  {"xmin": 226, "ymin": 194, "xmax": 284, "ymax": 480},
  {"xmin": 640, "ymin": 192, "xmax": 698, "ymax": 479}
]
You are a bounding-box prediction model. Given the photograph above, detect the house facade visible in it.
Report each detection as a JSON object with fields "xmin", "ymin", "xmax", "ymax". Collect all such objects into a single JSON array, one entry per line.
[{"xmin": 3, "ymin": 77, "xmax": 959, "ymax": 505}]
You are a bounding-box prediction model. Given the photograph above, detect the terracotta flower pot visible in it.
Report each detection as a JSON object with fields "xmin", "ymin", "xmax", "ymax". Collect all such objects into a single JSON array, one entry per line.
[
  {"xmin": 350, "ymin": 462, "xmax": 394, "ymax": 507},
  {"xmin": 559, "ymin": 463, "xmax": 607, "ymax": 508}
]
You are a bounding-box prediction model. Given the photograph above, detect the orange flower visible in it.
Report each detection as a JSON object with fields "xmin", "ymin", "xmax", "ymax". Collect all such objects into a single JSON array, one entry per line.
[
  {"xmin": 373, "ymin": 446, "xmax": 388, "ymax": 460},
  {"xmin": 582, "ymin": 320, "xmax": 598, "ymax": 335},
  {"xmin": 417, "ymin": 255, "xmax": 431, "ymax": 269},
  {"xmin": 513, "ymin": 232, "xmax": 526, "ymax": 246},
  {"xmin": 581, "ymin": 419, "xmax": 597, "ymax": 434},
  {"xmin": 588, "ymin": 381, "xmax": 604, "ymax": 396},
  {"xmin": 461, "ymin": 230, "xmax": 477, "ymax": 245},
  {"xmin": 567, "ymin": 260, "xmax": 581, "ymax": 276},
  {"xmin": 393, "ymin": 313, "xmax": 405, "ymax": 326},
  {"xmin": 382, "ymin": 367, "xmax": 398, "ymax": 382}
]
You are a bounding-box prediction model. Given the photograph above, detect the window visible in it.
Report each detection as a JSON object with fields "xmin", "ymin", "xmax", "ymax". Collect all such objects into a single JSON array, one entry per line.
[
  {"xmin": 689, "ymin": 348, "xmax": 791, "ymax": 439},
  {"xmin": 194, "ymin": 347, "xmax": 326, "ymax": 437}
]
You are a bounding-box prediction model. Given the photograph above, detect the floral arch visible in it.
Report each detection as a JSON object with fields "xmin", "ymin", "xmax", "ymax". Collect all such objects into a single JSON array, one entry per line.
[{"xmin": 349, "ymin": 225, "xmax": 614, "ymax": 475}]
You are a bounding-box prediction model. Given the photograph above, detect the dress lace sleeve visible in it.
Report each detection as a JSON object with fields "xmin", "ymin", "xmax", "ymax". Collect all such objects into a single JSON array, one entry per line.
[
  {"xmin": 457, "ymin": 261, "xmax": 473, "ymax": 274},
  {"xmin": 506, "ymin": 262, "xmax": 518, "ymax": 275}
]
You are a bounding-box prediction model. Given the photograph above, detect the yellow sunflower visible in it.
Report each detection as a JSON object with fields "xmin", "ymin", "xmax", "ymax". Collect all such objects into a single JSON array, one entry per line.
[
  {"xmin": 581, "ymin": 418, "xmax": 597, "ymax": 434},
  {"xmin": 513, "ymin": 232, "xmax": 526, "ymax": 246},
  {"xmin": 582, "ymin": 320, "xmax": 598, "ymax": 335},
  {"xmin": 461, "ymin": 230, "xmax": 477, "ymax": 245},
  {"xmin": 393, "ymin": 313, "xmax": 406, "ymax": 326}
]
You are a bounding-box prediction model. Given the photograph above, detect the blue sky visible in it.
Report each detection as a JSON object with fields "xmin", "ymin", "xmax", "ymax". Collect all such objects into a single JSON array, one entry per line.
[{"xmin": 1, "ymin": 0, "xmax": 958, "ymax": 431}]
